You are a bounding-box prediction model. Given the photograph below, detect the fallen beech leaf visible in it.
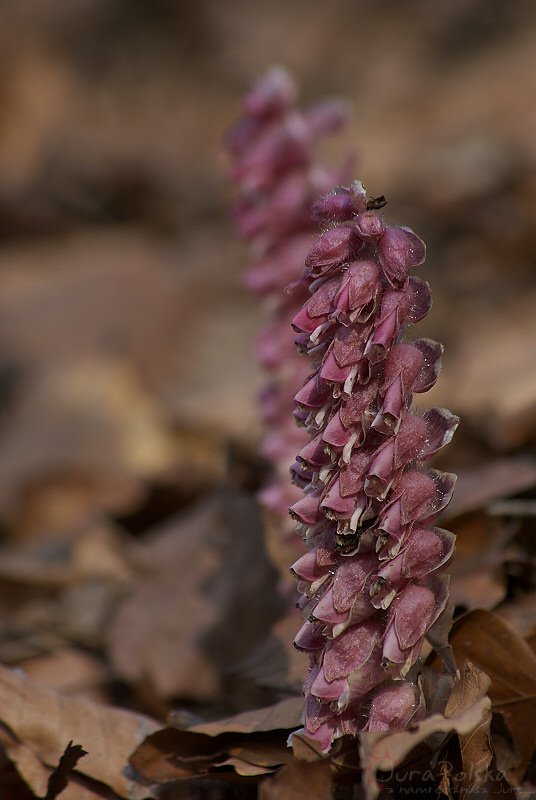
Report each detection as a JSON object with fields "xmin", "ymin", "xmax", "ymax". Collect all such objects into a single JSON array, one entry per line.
[
  {"xmin": 433, "ymin": 609, "xmax": 536, "ymax": 781},
  {"xmin": 0, "ymin": 663, "xmax": 159, "ymax": 799},
  {"xmin": 189, "ymin": 697, "xmax": 304, "ymax": 736},
  {"xmin": 444, "ymin": 457, "xmax": 536, "ymax": 521},
  {"xmin": 108, "ymin": 491, "xmax": 286, "ymax": 703},
  {"xmin": 259, "ymin": 760, "xmax": 332, "ymax": 800},
  {"xmin": 448, "ymin": 513, "xmax": 506, "ymax": 610},
  {"xmin": 130, "ymin": 698, "xmax": 304, "ymax": 788},
  {"xmin": 129, "ymin": 727, "xmax": 295, "ymax": 784},
  {"xmin": 358, "ymin": 698, "xmax": 491, "ymax": 800},
  {"xmin": 444, "ymin": 662, "xmax": 492, "ymax": 799}
]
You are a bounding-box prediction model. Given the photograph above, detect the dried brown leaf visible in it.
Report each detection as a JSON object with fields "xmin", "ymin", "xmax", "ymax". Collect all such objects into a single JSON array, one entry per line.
[
  {"xmin": 130, "ymin": 728, "xmax": 295, "ymax": 784},
  {"xmin": 0, "ymin": 663, "xmax": 159, "ymax": 799},
  {"xmin": 358, "ymin": 698, "xmax": 491, "ymax": 800},
  {"xmin": 130, "ymin": 698, "xmax": 304, "ymax": 787},
  {"xmin": 190, "ymin": 697, "xmax": 304, "ymax": 736},
  {"xmin": 259, "ymin": 760, "xmax": 333, "ymax": 800},
  {"xmin": 445, "ymin": 662, "xmax": 492, "ymax": 799},
  {"xmin": 448, "ymin": 513, "xmax": 506, "ymax": 610},
  {"xmin": 444, "ymin": 458, "xmax": 536, "ymax": 521},
  {"xmin": 435, "ymin": 609, "xmax": 536, "ymax": 781},
  {"xmin": 108, "ymin": 491, "xmax": 286, "ymax": 704}
]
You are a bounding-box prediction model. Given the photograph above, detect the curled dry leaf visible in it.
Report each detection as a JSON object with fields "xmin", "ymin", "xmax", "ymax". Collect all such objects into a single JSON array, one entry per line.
[
  {"xmin": 358, "ymin": 697, "xmax": 491, "ymax": 800},
  {"xmin": 444, "ymin": 661, "xmax": 493, "ymax": 800},
  {"xmin": 129, "ymin": 697, "xmax": 304, "ymax": 787},
  {"xmin": 430, "ymin": 608, "xmax": 536, "ymax": 782},
  {"xmin": 0, "ymin": 663, "xmax": 159, "ymax": 799}
]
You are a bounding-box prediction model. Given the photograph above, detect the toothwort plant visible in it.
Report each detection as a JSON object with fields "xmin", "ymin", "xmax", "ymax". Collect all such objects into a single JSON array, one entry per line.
[
  {"xmin": 225, "ymin": 68, "xmax": 351, "ymax": 549},
  {"xmin": 289, "ymin": 180, "xmax": 458, "ymax": 748}
]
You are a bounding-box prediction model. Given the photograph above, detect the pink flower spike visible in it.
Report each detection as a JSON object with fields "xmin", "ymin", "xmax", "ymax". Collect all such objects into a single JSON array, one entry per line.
[{"xmin": 284, "ymin": 174, "xmax": 457, "ymax": 748}]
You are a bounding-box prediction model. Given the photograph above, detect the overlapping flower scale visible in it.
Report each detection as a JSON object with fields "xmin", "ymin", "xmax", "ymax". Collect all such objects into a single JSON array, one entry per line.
[
  {"xmin": 225, "ymin": 67, "xmax": 351, "ymax": 556},
  {"xmin": 289, "ymin": 179, "xmax": 458, "ymax": 748}
]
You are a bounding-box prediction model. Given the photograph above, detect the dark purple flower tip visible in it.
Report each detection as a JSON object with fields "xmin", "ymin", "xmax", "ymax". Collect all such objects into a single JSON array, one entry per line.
[
  {"xmin": 311, "ymin": 186, "xmax": 355, "ymax": 223},
  {"xmin": 355, "ymin": 210, "xmax": 385, "ymax": 240},
  {"xmin": 290, "ymin": 548, "xmax": 326, "ymax": 582},
  {"xmin": 293, "ymin": 619, "xmax": 325, "ymax": 651},
  {"xmin": 297, "ymin": 437, "xmax": 332, "ymax": 471},
  {"xmin": 243, "ymin": 66, "xmax": 297, "ymax": 118},
  {"xmin": 419, "ymin": 408, "xmax": 460, "ymax": 460},
  {"xmin": 289, "ymin": 460, "xmax": 314, "ymax": 488},
  {"xmin": 412, "ymin": 338, "xmax": 444, "ymax": 393},
  {"xmin": 407, "ymin": 277, "xmax": 432, "ymax": 324},
  {"xmin": 377, "ymin": 226, "xmax": 426, "ymax": 288},
  {"xmin": 305, "ymin": 224, "xmax": 363, "ymax": 276},
  {"xmin": 421, "ymin": 469, "xmax": 457, "ymax": 523},
  {"xmin": 304, "ymin": 98, "xmax": 350, "ymax": 137},
  {"xmin": 289, "ymin": 487, "xmax": 323, "ymax": 524},
  {"xmin": 294, "ymin": 371, "xmax": 330, "ymax": 409},
  {"xmin": 364, "ymin": 682, "xmax": 423, "ymax": 731}
]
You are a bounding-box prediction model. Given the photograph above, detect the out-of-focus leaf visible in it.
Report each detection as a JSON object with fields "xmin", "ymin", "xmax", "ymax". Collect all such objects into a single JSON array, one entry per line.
[
  {"xmin": 259, "ymin": 760, "xmax": 332, "ymax": 800},
  {"xmin": 444, "ymin": 458, "xmax": 536, "ymax": 521},
  {"xmin": 107, "ymin": 490, "xmax": 287, "ymax": 704},
  {"xmin": 448, "ymin": 513, "xmax": 507, "ymax": 610},
  {"xmin": 0, "ymin": 663, "xmax": 159, "ymax": 799}
]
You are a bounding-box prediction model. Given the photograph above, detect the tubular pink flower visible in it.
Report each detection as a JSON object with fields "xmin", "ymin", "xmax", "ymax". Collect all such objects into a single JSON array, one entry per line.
[{"xmin": 290, "ymin": 180, "xmax": 458, "ymax": 749}]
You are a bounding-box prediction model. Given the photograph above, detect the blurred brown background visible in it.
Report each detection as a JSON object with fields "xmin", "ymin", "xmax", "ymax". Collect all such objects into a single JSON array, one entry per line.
[{"xmin": 0, "ymin": 0, "xmax": 534, "ymax": 680}]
